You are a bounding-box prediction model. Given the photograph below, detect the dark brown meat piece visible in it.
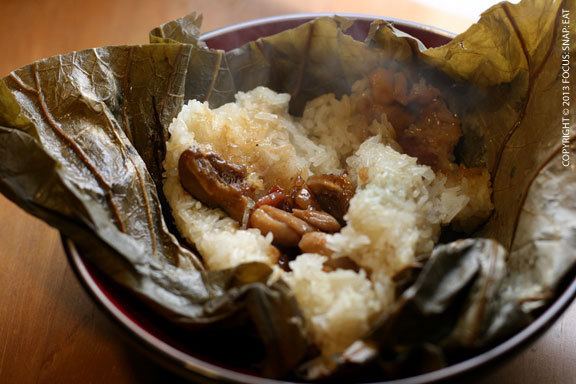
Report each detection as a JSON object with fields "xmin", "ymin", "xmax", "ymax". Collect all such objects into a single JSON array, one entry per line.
[
  {"xmin": 397, "ymin": 99, "xmax": 462, "ymax": 170},
  {"xmin": 362, "ymin": 68, "xmax": 462, "ymax": 171},
  {"xmin": 306, "ymin": 174, "xmax": 355, "ymax": 224},
  {"xmin": 282, "ymin": 176, "xmax": 320, "ymax": 211},
  {"xmin": 178, "ymin": 147, "xmax": 254, "ymax": 223}
]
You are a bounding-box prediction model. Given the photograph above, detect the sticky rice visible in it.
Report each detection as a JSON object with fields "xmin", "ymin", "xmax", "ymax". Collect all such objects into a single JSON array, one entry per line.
[{"xmin": 163, "ymin": 85, "xmax": 492, "ymax": 363}]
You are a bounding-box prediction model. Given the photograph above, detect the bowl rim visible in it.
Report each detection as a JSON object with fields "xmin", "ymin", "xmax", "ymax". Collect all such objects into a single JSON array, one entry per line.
[
  {"xmin": 64, "ymin": 13, "xmax": 576, "ymax": 384},
  {"xmin": 199, "ymin": 12, "xmax": 456, "ymax": 42}
]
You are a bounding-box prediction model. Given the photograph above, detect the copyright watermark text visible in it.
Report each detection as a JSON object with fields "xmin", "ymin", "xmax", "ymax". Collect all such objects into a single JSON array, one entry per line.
[{"xmin": 561, "ymin": 8, "xmax": 572, "ymax": 167}]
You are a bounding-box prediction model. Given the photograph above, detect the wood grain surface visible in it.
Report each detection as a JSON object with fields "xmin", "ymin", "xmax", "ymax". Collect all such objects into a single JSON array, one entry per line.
[{"xmin": 0, "ymin": 1, "xmax": 574, "ymax": 383}]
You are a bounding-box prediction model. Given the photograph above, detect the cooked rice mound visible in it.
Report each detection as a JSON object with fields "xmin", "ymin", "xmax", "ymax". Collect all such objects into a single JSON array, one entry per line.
[
  {"xmin": 327, "ymin": 137, "xmax": 468, "ymax": 277},
  {"xmin": 164, "ymin": 86, "xmax": 492, "ymax": 363},
  {"xmin": 284, "ymin": 254, "xmax": 393, "ymax": 357},
  {"xmin": 301, "ymin": 91, "xmax": 400, "ymax": 172}
]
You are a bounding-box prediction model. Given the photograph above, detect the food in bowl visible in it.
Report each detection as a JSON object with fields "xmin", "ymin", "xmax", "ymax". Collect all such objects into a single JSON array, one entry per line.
[
  {"xmin": 0, "ymin": 0, "xmax": 574, "ymax": 381},
  {"xmin": 164, "ymin": 64, "xmax": 493, "ymax": 369}
]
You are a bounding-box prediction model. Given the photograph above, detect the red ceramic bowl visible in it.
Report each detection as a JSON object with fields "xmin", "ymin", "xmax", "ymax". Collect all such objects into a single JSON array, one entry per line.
[{"xmin": 64, "ymin": 14, "xmax": 576, "ymax": 384}]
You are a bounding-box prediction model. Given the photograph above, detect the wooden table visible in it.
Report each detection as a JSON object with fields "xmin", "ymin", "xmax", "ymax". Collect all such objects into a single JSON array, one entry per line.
[{"xmin": 0, "ymin": 1, "xmax": 574, "ymax": 383}]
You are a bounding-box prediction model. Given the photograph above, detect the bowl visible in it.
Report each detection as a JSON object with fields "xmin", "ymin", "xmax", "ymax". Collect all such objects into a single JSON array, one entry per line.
[{"xmin": 64, "ymin": 14, "xmax": 576, "ymax": 384}]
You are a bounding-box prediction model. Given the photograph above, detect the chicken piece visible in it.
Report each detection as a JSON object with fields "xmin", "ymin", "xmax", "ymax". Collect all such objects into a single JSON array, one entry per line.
[
  {"xmin": 397, "ymin": 99, "xmax": 462, "ymax": 171},
  {"xmin": 306, "ymin": 174, "xmax": 355, "ymax": 224},
  {"xmin": 178, "ymin": 147, "xmax": 254, "ymax": 223}
]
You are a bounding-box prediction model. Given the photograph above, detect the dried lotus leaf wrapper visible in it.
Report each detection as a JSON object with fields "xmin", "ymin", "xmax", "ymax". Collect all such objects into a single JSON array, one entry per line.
[{"xmin": 0, "ymin": 0, "xmax": 573, "ymax": 380}]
